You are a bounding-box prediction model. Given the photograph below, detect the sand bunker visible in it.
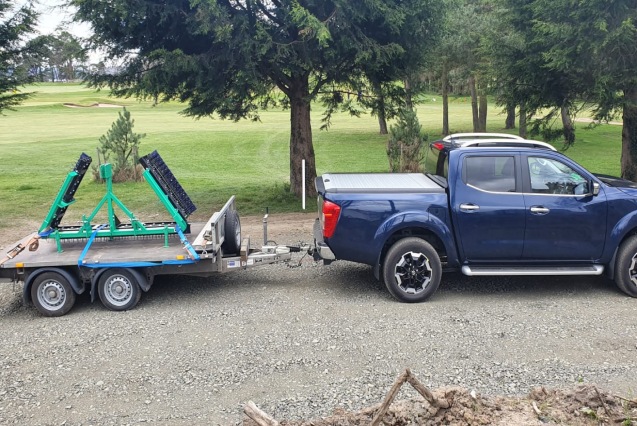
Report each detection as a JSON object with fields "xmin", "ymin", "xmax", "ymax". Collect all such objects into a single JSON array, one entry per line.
[{"xmin": 63, "ymin": 103, "xmax": 122, "ymax": 108}]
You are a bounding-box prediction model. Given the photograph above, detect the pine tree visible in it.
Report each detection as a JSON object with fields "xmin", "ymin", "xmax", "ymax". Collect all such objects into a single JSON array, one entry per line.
[
  {"xmin": 0, "ymin": 0, "xmax": 37, "ymax": 113},
  {"xmin": 97, "ymin": 107, "xmax": 146, "ymax": 182}
]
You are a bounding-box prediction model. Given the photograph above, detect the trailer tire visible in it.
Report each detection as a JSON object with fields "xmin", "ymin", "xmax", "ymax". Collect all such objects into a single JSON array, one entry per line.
[
  {"xmin": 98, "ymin": 268, "xmax": 142, "ymax": 311},
  {"xmin": 31, "ymin": 272, "xmax": 76, "ymax": 317},
  {"xmin": 222, "ymin": 210, "xmax": 241, "ymax": 255},
  {"xmin": 382, "ymin": 237, "xmax": 441, "ymax": 303}
]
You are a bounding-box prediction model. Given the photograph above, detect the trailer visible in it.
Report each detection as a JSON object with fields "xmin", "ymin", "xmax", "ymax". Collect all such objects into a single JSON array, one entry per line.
[{"xmin": 0, "ymin": 152, "xmax": 299, "ymax": 317}]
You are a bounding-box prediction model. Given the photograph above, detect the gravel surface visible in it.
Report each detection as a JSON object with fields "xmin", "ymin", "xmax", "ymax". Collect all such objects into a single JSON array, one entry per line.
[{"xmin": 1, "ymin": 212, "xmax": 636, "ymax": 425}]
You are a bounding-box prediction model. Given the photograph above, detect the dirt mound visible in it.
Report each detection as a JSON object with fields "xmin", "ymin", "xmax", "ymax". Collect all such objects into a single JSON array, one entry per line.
[{"xmin": 245, "ymin": 384, "xmax": 637, "ymax": 426}]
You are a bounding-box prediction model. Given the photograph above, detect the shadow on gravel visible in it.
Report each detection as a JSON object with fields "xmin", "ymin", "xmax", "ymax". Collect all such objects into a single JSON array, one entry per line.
[
  {"xmin": 59, "ymin": 265, "xmax": 623, "ymax": 315},
  {"xmin": 437, "ymin": 273, "xmax": 619, "ymax": 299}
]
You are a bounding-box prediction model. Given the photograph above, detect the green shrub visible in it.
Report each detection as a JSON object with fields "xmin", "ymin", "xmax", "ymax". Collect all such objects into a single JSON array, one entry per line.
[{"xmin": 387, "ymin": 108, "xmax": 427, "ymax": 172}]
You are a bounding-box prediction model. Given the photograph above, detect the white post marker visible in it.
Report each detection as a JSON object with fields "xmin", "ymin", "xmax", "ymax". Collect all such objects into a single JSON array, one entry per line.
[{"xmin": 302, "ymin": 159, "xmax": 306, "ymax": 210}]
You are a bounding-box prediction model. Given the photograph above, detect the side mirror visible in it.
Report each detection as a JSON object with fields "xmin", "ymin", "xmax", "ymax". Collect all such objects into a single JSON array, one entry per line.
[{"xmin": 592, "ymin": 181, "xmax": 600, "ymax": 196}]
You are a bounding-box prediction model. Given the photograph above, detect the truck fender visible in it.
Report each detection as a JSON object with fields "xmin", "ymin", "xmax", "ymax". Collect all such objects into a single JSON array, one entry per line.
[
  {"xmin": 90, "ymin": 267, "xmax": 151, "ymax": 303},
  {"xmin": 608, "ymin": 211, "xmax": 637, "ymax": 261},
  {"xmin": 23, "ymin": 267, "xmax": 83, "ymax": 306},
  {"xmin": 372, "ymin": 211, "xmax": 459, "ymax": 279}
]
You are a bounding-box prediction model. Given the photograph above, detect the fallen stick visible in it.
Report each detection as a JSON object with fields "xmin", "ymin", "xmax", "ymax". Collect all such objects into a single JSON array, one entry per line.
[
  {"xmin": 371, "ymin": 369, "xmax": 451, "ymax": 425},
  {"xmin": 532, "ymin": 401, "xmax": 542, "ymax": 416},
  {"xmin": 594, "ymin": 386, "xmax": 611, "ymax": 418},
  {"xmin": 244, "ymin": 401, "xmax": 280, "ymax": 426},
  {"xmin": 370, "ymin": 370, "xmax": 410, "ymax": 426},
  {"xmin": 405, "ymin": 368, "xmax": 451, "ymax": 409}
]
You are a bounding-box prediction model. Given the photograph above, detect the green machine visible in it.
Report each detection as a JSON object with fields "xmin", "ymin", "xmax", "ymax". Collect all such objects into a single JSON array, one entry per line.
[{"xmin": 39, "ymin": 151, "xmax": 196, "ymax": 252}]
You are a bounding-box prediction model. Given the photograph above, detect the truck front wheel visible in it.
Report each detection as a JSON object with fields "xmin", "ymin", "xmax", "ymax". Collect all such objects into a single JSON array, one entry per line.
[
  {"xmin": 615, "ymin": 235, "xmax": 637, "ymax": 297},
  {"xmin": 382, "ymin": 238, "xmax": 441, "ymax": 303}
]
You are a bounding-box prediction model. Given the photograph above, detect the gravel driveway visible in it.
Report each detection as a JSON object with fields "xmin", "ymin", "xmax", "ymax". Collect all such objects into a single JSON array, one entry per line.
[{"xmin": 1, "ymin": 213, "xmax": 636, "ymax": 425}]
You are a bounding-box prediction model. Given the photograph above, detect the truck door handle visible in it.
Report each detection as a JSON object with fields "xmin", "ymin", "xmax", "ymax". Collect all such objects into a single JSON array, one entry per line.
[
  {"xmin": 459, "ymin": 203, "xmax": 480, "ymax": 211},
  {"xmin": 530, "ymin": 206, "xmax": 550, "ymax": 214}
]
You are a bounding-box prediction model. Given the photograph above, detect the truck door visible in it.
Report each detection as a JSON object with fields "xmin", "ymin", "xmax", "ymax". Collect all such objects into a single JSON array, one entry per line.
[
  {"xmin": 451, "ymin": 154, "xmax": 526, "ymax": 261},
  {"xmin": 521, "ymin": 155, "xmax": 607, "ymax": 260}
]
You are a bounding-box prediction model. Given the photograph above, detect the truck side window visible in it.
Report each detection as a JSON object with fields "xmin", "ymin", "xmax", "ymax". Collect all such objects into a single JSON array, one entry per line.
[
  {"xmin": 464, "ymin": 156, "xmax": 516, "ymax": 193},
  {"xmin": 528, "ymin": 157, "xmax": 587, "ymax": 195}
]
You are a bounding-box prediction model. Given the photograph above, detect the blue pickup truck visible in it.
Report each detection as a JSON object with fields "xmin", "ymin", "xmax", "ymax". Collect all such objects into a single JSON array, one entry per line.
[{"xmin": 313, "ymin": 133, "xmax": 637, "ymax": 302}]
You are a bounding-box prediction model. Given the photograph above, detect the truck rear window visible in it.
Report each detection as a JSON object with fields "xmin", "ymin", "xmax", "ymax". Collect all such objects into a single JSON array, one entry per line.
[{"xmin": 424, "ymin": 142, "xmax": 449, "ymax": 180}]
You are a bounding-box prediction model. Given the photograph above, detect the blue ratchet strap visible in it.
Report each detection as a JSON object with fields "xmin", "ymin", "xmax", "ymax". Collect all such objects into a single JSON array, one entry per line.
[
  {"xmin": 38, "ymin": 229, "xmax": 54, "ymax": 238},
  {"xmin": 175, "ymin": 225, "xmax": 200, "ymax": 261},
  {"xmin": 77, "ymin": 224, "xmax": 199, "ymax": 269},
  {"xmin": 77, "ymin": 224, "xmax": 108, "ymax": 267}
]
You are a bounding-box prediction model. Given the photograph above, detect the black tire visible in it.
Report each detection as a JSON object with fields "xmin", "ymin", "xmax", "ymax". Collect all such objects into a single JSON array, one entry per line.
[
  {"xmin": 221, "ymin": 209, "xmax": 241, "ymax": 255},
  {"xmin": 98, "ymin": 268, "xmax": 142, "ymax": 311},
  {"xmin": 30, "ymin": 272, "xmax": 76, "ymax": 317},
  {"xmin": 614, "ymin": 235, "xmax": 637, "ymax": 297},
  {"xmin": 382, "ymin": 237, "xmax": 442, "ymax": 303}
]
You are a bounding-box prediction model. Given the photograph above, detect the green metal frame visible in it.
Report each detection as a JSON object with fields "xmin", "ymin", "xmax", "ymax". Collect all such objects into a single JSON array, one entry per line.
[
  {"xmin": 39, "ymin": 171, "xmax": 79, "ymax": 233},
  {"xmin": 40, "ymin": 163, "xmax": 190, "ymax": 251}
]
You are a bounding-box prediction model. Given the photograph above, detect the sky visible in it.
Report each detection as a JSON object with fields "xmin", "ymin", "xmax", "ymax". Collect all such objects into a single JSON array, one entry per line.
[{"xmin": 34, "ymin": 0, "xmax": 91, "ymax": 38}]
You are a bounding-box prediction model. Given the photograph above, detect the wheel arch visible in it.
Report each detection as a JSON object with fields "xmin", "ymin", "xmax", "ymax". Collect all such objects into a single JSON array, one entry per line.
[
  {"xmin": 24, "ymin": 267, "xmax": 83, "ymax": 306},
  {"xmin": 608, "ymin": 229, "xmax": 637, "ymax": 280},
  {"xmin": 373, "ymin": 224, "xmax": 451, "ymax": 280}
]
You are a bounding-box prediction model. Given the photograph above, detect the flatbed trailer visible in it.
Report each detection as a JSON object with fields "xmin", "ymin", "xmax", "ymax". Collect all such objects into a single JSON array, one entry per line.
[{"xmin": 0, "ymin": 153, "xmax": 299, "ymax": 317}]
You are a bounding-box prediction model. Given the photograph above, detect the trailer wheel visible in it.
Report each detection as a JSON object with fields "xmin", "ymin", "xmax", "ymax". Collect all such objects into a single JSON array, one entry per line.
[
  {"xmin": 382, "ymin": 237, "xmax": 441, "ymax": 303},
  {"xmin": 98, "ymin": 268, "xmax": 142, "ymax": 311},
  {"xmin": 222, "ymin": 210, "xmax": 241, "ymax": 255},
  {"xmin": 31, "ymin": 272, "xmax": 76, "ymax": 317}
]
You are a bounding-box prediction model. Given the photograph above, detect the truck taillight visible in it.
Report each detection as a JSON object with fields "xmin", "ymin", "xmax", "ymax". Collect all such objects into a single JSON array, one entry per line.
[{"xmin": 322, "ymin": 200, "xmax": 341, "ymax": 239}]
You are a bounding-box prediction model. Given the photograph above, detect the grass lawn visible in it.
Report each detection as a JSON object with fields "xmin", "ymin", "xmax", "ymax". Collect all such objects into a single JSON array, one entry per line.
[{"xmin": 0, "ymin": 83, "xmax": 624, "ymax": 237}]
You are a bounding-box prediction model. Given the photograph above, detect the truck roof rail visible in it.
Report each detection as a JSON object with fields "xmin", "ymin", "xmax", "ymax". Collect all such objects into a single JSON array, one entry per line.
[
  {"xmin": 442, "ymin": 133, "xmax": 556, "ymax": 151},
  {"xmin": 443, "ymin": 132, "xmax": 524, "ymax": 141}
]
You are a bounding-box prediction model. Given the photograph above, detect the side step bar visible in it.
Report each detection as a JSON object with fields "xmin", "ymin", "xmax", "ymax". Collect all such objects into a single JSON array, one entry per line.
[{"xmin": 461, "ymin": 265, "xmax": 604, "ymax": 276}]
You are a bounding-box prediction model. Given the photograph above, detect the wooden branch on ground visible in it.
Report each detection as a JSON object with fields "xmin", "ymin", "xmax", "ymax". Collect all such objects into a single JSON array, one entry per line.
[
  {"xmin": 244, "ymin": 401, "xmax": 280, "ymax": 426},
  {"xmin": 405, "ymin": 368, "xmax": 451, "ymax": 409},
  {"xmin": 593, "ymin": 386, "xmax": 611, "ymax": 418},
  {"xmin": 371, "ymin": 368, "xmax": 452, "ymax": 426}
]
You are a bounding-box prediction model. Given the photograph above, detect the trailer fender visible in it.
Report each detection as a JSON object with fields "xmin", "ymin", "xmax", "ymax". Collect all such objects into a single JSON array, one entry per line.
[
  {"xmin": 24, "ymin": 267, "xmax": 83, "ymax": 306},
  {"xmin": 90, "ymin": 268, "xmax": 151, "ymax": 303}
]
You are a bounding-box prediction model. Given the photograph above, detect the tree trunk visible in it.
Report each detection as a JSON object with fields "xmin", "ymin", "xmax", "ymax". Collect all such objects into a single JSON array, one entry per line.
[
  {"xmin": 469, "ymin": 75, "xmax": 479, "ymax": 132},
  {"xmin": 560, "ymin": 104, "xmax": 575, "ymax": 147},
  {"xmin": 478, "ymin": 92, "xmax": 488, "ymax": 132},
  {"xmin": 519, "ymin": 101, "xmax": 527, "ymax": 138},
  {"xmin": 441, "ymin": 62, "xmax": 449, "ymax": 136},
  {"xmin": 404, "ymin": 77, "xmax": 413, "ymax": 110},
  {"xmin": 621, "ymin": 87, "xmax": 637, "ymax": 181},
  {"xmin": 372, "ymin": 80, "xmax": 388, "ymax": 135},
  {"xmin": 288, "ymin": 75, "xmax": 317, "ymax": 197},
  {"xmin": 505, "ymin": 103, "xmax": 516, "ymax": 129}
]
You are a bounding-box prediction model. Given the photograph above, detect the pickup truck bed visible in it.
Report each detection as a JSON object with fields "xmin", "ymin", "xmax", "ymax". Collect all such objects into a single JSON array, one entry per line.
[{"xmin": 320, "ymin": 173, "xmax": 444, "ymax": 194}]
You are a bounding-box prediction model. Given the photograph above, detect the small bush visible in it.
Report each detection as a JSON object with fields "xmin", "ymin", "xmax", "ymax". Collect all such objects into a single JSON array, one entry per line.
[
  {"xmin": 93, "ymin": 107, "xmax": 146, "ymax": 183},
  {"xmin": 387, "ymin": 108, "xmax": 427, "ymax": 173}
]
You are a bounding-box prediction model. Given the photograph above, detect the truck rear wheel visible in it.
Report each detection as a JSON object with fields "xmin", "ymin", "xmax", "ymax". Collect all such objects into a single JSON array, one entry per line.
[
  {"xmin": 615, "ymin": 235, "xmax": 637, "ymax": 297},
  {"xmin": 98, "ymin": 268, "xmax": 142, "ymax": 311},
  {"xmin": 382, "ymin": 237, "xmax": 441, "ymax": 303},
  {"xmin": 31, "ymin": 272, "xmax": 76, "ymax": 317}
]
